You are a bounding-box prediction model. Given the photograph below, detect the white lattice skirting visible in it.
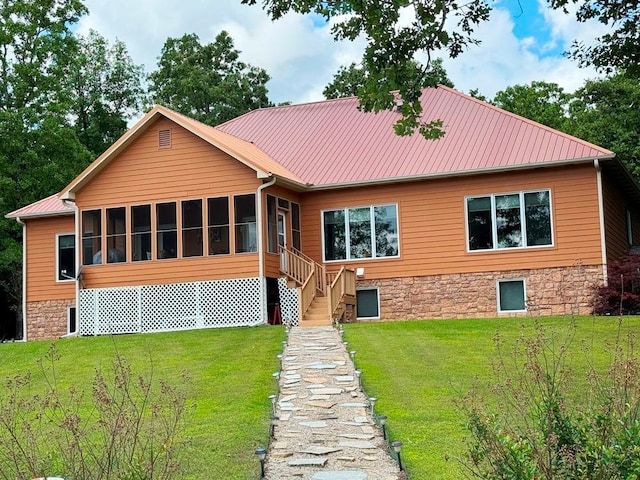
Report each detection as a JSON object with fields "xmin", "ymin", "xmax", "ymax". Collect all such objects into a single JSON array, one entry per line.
[{"xmin": 78, "ymin": 277, "xmax": 299, "ymax": 336}]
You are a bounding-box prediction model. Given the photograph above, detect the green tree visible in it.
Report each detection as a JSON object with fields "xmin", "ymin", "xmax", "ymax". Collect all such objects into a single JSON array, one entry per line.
[
  {"xmin": 69, "ymin": 30, "xmax": 146, "ymax": 156},
  {"xmin": 323, "ymin": 58, "xmax": 454, "ymax": 100},
  {"xmin": 149, "ymin": 31, "xmax": 272, "ymax": 126},
  {"xmin": 242, "ymin": 0, "xmax": 490, "ymax": 138},
  {"xmin": 492, "ymin": 81, "xmax": 572, "ymax": 131},
  {"xmin": 0, "ymin": 0, "xmax": 92, "ymax": 316},
  {"xmin": 549, "ymin": 0, "xmax": 640, "ymax": 78},
  {"xmin": 566, "ymin": 73, "xmax": 640, "ymax": 177}
]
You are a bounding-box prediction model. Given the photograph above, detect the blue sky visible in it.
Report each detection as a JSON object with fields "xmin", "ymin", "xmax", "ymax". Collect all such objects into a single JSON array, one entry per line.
[{"xmin": 78, "ymin": 0, "xmax": 607, "ymax": 105}]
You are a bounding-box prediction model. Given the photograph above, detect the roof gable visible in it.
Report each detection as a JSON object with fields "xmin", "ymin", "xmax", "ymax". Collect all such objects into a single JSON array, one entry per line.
[
  {"xmin": 60, "ymin": 105, "xmax": 305, "ymax": 200},
  {"xmin": 5, "ymin": 194, "xmax": 73, "ymax": 219},
  {"xmin": 217, "ymin": 86, "xmax": 614, "ymax": 187}
]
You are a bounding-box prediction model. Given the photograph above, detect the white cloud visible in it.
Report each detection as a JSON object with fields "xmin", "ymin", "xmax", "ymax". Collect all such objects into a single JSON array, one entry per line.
[{"xmin": 79, "ymin": 0, "xmax": 612, "ymax": 107}]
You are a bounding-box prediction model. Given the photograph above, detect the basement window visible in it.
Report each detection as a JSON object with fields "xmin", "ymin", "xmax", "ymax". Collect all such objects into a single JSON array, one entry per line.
[
  {"xmin": 497, "ymin": 279, "xmax": 526, "ymax": 312},
  {"xmin": 356, "ymin": 288, "xmax": 380, "ymax": 319}
]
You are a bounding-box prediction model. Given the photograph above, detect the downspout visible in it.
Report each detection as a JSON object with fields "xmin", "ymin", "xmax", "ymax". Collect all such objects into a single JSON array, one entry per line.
[
  {"xmin": 594, "ymin": 159, "xmax": 608, "ymax": 285},
  {"xmin": 15, "ymin": 217, "xmax": 27, "ymax": 342},
  {"xmin": 62, "ymin": 199, "xmax": 80, "ymax": 334},
  {"xmin": 256, "ymin": 176, "xmax": 277, "ymax": 324}
]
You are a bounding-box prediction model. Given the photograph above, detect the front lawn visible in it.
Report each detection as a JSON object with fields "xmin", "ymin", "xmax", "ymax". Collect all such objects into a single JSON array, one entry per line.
[
  {"xmin": 0, "ymin": 326, "xmax": 285, "ymax": 479},
  {"xmin": 343, "ymin": 316, "xmax": 640, "ymax": 480}
]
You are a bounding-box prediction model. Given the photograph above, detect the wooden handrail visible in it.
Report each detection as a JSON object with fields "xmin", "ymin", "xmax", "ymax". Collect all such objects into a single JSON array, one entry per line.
[
  {"xmin": 327, "ymin": 267, "xmax": 356, "ymax": 319},
  {"xmin": 279, "ymin": 246, "xmax": 326, "ymax": 295},
  {"xmin": 299, "ymin": 269, "xmax": 316, "ymax": 319}
]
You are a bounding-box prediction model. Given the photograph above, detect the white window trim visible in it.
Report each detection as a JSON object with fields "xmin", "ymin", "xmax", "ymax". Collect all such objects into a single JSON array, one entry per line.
[
  {"xmin": 496, "ymin": 278, "xmax": 527, "ymax": 313},
  {"xmin": 465, "ymin": 189, "xmax": 554, "ymax": 253},
  {"xmin": 356, "ymin": 287, "xmax": 381, "ymax": 320},
  {"xmin": 56, "ymin": 233, "xmax": 75, "ymax": 283},
  {"xmin": 321, "ymin": 203, "xmax": 400, "ymax": 263}
]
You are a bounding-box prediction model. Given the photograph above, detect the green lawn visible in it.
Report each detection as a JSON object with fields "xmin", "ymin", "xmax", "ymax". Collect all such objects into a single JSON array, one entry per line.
[
  {"xmin": 343, "ymin": 316, "xmax": 640, "ymax": 480},
  {"xmin": 0, "ymin": 326, "xmax": 285, "ymax": 479}
]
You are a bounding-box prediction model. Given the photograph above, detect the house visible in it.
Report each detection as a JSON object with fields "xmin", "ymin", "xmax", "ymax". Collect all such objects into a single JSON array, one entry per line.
[{"xmin": 7, "ymin": 86, "xmax": 640, "ymax": 341}]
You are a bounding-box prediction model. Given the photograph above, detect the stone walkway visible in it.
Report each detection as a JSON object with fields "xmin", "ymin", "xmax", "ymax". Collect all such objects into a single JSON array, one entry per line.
[{"xmin": 264, "ymin": 326, "xmax": 403, "ymax": 480}]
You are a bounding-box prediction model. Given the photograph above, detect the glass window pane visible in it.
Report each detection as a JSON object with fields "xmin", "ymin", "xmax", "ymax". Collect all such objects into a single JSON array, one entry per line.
[
  {"xmin": 234, "ymin": 194, "xmax": 256, "ymax": 223},
  {"xmin": 81, "ymin": 210, "xmax": 101, "ymax": 265},
  {"xmin": 278, "ymin": 198, "xmax": 290, "ymax": 210},
  {"xmin": 356, "ymin": 289, "xmax": 379, "ymax": 318},
  {"xmin": 58, "ymin": 234, "xmax": 75, "ymax": 281},
  {"xmin": 106, "ymin": 207, "xmax": 126, "ymax": 263},
  {"xmin": 291, "ymin": 203, "xmax": 300, "ymax": 231},
  {"xmin": 208, "ymin": 226, "xmax": 230, "ymax": 255},
  {"xmin": 182, "ymin": 200, "xmax": 202, "ymax": 229},
  {"xmin": 374, "ymin": 204, "xmax": 398, "ymax": 257},
  {"xmin": 107, "ymin": 207, "xmax": 126, "ymax": 235},
  {"xmin": 348, "ymin": 207, "xmax": 372, "ymax": 259},
  {"xmin": 323, "ymin": 210, "xmax": 346, "ymax": 261},
  {"xmin": 525, "ymin": 191, "xmax": 552, "ymax": 246},
  {"xmin": 157, "ymin": 202, "xmax": 177, "ymax": 259},
  {"xmin": 496, "ymin": 194, "xmax": 522, "ymax": 248},
  {"xmin": 183, "ymin": 229, "xmax": 203, "ymax": 257},
  {"xmin": 235, "ymin": 223, "xmax": 257, "ymax": 253},
  {"xmin": 267, "ymin": 195, "xmax": 278, "ymax": 253},
  {"xmin": 182, "ymin": 200, "xmax": 203, "ymax": 257},
  {"xmin": 208, "ymin": 197, "xmax": 229, "ymax": 226},
  {"xmin": 157, "ymin": 202, "xmax": 176, "ymax": 230},
  {"xmin": 499, "ymin": 280, "xmax": 526, "ymax": 311},
  {"xmin": 467, "ymin": 197, "xmax": 493, "ymax": 250}
]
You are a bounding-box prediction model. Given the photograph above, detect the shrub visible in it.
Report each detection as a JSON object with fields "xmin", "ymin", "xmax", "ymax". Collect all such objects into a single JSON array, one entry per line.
[
  {"xmin": 0, "ymin": 344, "xmax": 190, "ymax": 480},
  {"xmin": 592, "ymin": 252, "xmax": 640, "ymax": 315},
  {"xmin": 460, "ymin": 321, "xmax": 640, "ymax": 480}
]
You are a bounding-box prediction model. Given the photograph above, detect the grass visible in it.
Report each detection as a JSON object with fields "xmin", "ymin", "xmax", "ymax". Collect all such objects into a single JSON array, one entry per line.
[
  {"xmin": 343, "ymin": 315, "xmax": 640, "ymax": 480},
  {"xmin": 0, "ymin": 326, "xmax": 285, "ymax": 479}
]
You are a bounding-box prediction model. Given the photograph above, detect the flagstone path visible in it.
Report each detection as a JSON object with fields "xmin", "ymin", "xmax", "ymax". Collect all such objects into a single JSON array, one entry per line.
[{"xmin": 263, "ymin": 326, "xmax": 403, "ymax": 480}]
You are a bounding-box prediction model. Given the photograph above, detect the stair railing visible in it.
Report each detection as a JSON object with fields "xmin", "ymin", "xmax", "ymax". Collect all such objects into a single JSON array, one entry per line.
[
  {"xmin": 328, "ymin": 267, "xmax": 356, "ymax": 319},
  {"xmin": 299, "ymin": 268, "xmax": 317, "ymax": 320},
  {"xmin": 279, "ymin": 246, "xmax": 326, "ymax": 295}
]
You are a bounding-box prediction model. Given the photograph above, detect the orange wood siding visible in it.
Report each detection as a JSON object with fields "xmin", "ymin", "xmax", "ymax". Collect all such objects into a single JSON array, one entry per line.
[
  {"xmin": 25, "ymin": 216, "xmax": 75, "ymax": 302},
  {"xmin": 301, "ymin": 164, "xmax": 603, "ymax": 279},
  {"xmin": 74, "ymin": 118, "xmax": 262, "ymax": 289},
  {"xmin": 602, "ymin": 171, "xmax": 638, "ymax": 262}
]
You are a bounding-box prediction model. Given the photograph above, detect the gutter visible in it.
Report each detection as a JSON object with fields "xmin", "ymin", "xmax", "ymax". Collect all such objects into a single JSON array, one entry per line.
[
  {"xmin": 62, "ymin": 198, "xmax": 80, "ymax": 334},
  {"xmin": 256, "ymin": 176, "xmax": 277, "ymax": 324},
  {"xmin": 15, "ymin": 217, "xmax": 27, "ymax": 342},
  {"xmin": 594, "ymin": 159, "xmax": 608, "ymax": 285}
]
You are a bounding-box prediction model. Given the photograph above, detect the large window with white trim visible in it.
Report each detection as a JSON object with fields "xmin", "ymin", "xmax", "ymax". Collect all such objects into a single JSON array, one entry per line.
[
  {"xmin": 323, "ymin": 204, "xmax": 399, "ymax": 262},
  {"xmin": 467, "ymin": 190, "xmax": 552, "ymax": 251}
]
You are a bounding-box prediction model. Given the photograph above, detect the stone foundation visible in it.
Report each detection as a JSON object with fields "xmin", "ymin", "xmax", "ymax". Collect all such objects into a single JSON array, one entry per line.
[
  {"xmin": 26, "ymin": 299, "xmax": 75, "ymax": 341},
  {"xmin": 357, "ymin": 264, "xmax": 604, "ymax": 320}
]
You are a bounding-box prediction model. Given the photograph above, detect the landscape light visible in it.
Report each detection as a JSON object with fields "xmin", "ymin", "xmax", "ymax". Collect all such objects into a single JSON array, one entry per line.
[
  {"xmin": 269, "ymin": 394, "xmax": 277, "ymax": 416},
  {"xmin": 379, "ymin": 414, "xmax": 387, "ymax": 439},
  {"xmin": 355, "ymin": 369, "xmax": 362, "ymax": 390},
  {"xmin": 392, "ymin": 441, "xmax": 404, "ymax": 471},
  {"xmin": 369, "ymin": 397, "xmax": 377, "ymax": 416},
  {"xmin": 255, "ymin": 447, "xmax": 267, "ymax": 478}
]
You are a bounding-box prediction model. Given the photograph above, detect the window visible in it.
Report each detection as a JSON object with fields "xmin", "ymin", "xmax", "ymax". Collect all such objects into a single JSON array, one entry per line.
[
  {"xmin": 82, "ymin": 210, "xmax": 101, "ymax": 265},
  {"xmin": 182, "ymin": 199, "xmax": 203, "ymax": 257},
  {"xmin": 68, "ymin": 306, "xmax": 77, "ymax": 334},
  {"xmin": 467, "ymin": 190, "xmax": 552, "ymax": 251},
  {"xmin": 208, "ymin": 197, "xmax": 230, "ymax": 255},
  {"xmin": 157, "ymin": 202, "xmax": 177, "ymax": 259},
  {"xmin": 497, "ymin": 279, "xmax": 526, "ymax": 312},
  {"xmin": 323, "ymin": 204, "xmax": 398, "ymax": 262},
  {"xmin": 267, "ymin": 195, "xmax": 278, "ymax": 253},
  {"xmin": 292, "ymin": 202, "xmax": 301, "ymax": 250},
  {"xmin": 235, "ymin": 194, "xmax": 257, "ymax": 253},
  {"xmin": 131, "ymin": 205, "xmax": 151, "ymax": 261},
  {"xmin": 356, "ymin": 288, "xmax": 380, "ymax": 319},
  {"xmin": 106, "ymin": 207, "xmax": 126, "ymax": 263},
  {"xmin": 57, "ymin": 234, "xmax": 75, "ymax": 281}
]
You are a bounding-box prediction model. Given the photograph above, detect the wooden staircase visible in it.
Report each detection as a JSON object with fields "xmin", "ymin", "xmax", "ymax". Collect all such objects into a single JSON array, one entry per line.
[{"xmin": 279, "ymin": 246, "xmax": 355, "ymax": 327}]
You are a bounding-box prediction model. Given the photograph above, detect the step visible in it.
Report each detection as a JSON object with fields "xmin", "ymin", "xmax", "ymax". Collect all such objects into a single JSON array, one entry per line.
[{"xmin": 300, "ymin": 317, "xmax": 333, "ymax": 327}]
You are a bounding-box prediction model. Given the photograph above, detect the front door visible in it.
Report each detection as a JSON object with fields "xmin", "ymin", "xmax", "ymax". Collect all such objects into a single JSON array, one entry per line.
[{"xmin": 278, "ymin": 211, "xmax": 287, "ymax": 270}]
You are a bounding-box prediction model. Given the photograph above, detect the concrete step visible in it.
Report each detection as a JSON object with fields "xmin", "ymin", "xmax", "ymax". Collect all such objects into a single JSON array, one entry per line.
[{"xmin": 300, "ymin": 317, "xmax": 333, "ymax": 327}]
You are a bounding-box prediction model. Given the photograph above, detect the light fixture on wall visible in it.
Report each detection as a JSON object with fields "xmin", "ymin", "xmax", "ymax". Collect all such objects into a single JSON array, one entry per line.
[{"xmin": 356, "ymin": 267, "xmax": 365, "ymax": 277}]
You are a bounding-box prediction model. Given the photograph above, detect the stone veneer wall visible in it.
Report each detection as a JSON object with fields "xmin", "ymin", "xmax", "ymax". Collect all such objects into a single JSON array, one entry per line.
[
  {"xmin": 356, "ymin": 264, "xmax": 604, "ymax": 320},
  {"xmin": 26, "ymin": 299, "xmax": 74, "ymax": 341}
]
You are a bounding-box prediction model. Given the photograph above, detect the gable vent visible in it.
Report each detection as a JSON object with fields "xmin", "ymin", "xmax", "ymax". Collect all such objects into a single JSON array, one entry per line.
[{"xmin": 158, "ymin": 129, "xmax": 172, "ymax": 148}]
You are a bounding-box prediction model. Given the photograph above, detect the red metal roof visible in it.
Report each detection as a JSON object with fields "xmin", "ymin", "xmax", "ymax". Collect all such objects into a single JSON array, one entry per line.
[
  {"xmin": 218, "ymin": 86, "xmax": 613, "ymax": 187},
  {"xmin": 5, "ymin": 194, "xmax": 73, "ymax": 219}
]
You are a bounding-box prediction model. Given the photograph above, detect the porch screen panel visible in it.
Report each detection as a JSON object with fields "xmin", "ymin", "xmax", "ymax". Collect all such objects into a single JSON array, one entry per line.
[
  {"xmin": 157, "ymin": 202, "xmax": 177, "ymax": 259},
  {"xmin": 182, "ymin": 199, "xmax": 203, "ymax": 257},
  {"xmin": 323, "ymin": 210, "xmax": 346, "ymax": 261},
  {"xmin": 467, "ymin": 197, "xmax": 493, "ymax": 251},
  {"xmin": 131, "ymin": 205, "xmax": 151, "ymax": 261},
  {"xmin": 208, "ymin": 197, "xmax": 230, "ymax": 255},
  {"xmin": 292, "ymin": 202, "xmax": 301, "ymax": 250},
  {"xmin": 374, "ymin": 204, "xmax": 398, "ymax": 257},
  {"xmin": 267, "ymin": 195, "xmax": 278, "ymax": 253},
  {"xmin": 82, "ymin": 209, "xmax": 101, "ymax": 265},
  {"xmin": 106, "ymin": 207, "xmax": 126, "ymax": 263},
  {"xmin": 524, "ymin": 191, "xmax": 552, "ymax": 246},
  {"xmin": 234, "ymin": 194, "xmax": 257, "ymax": 253}
]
